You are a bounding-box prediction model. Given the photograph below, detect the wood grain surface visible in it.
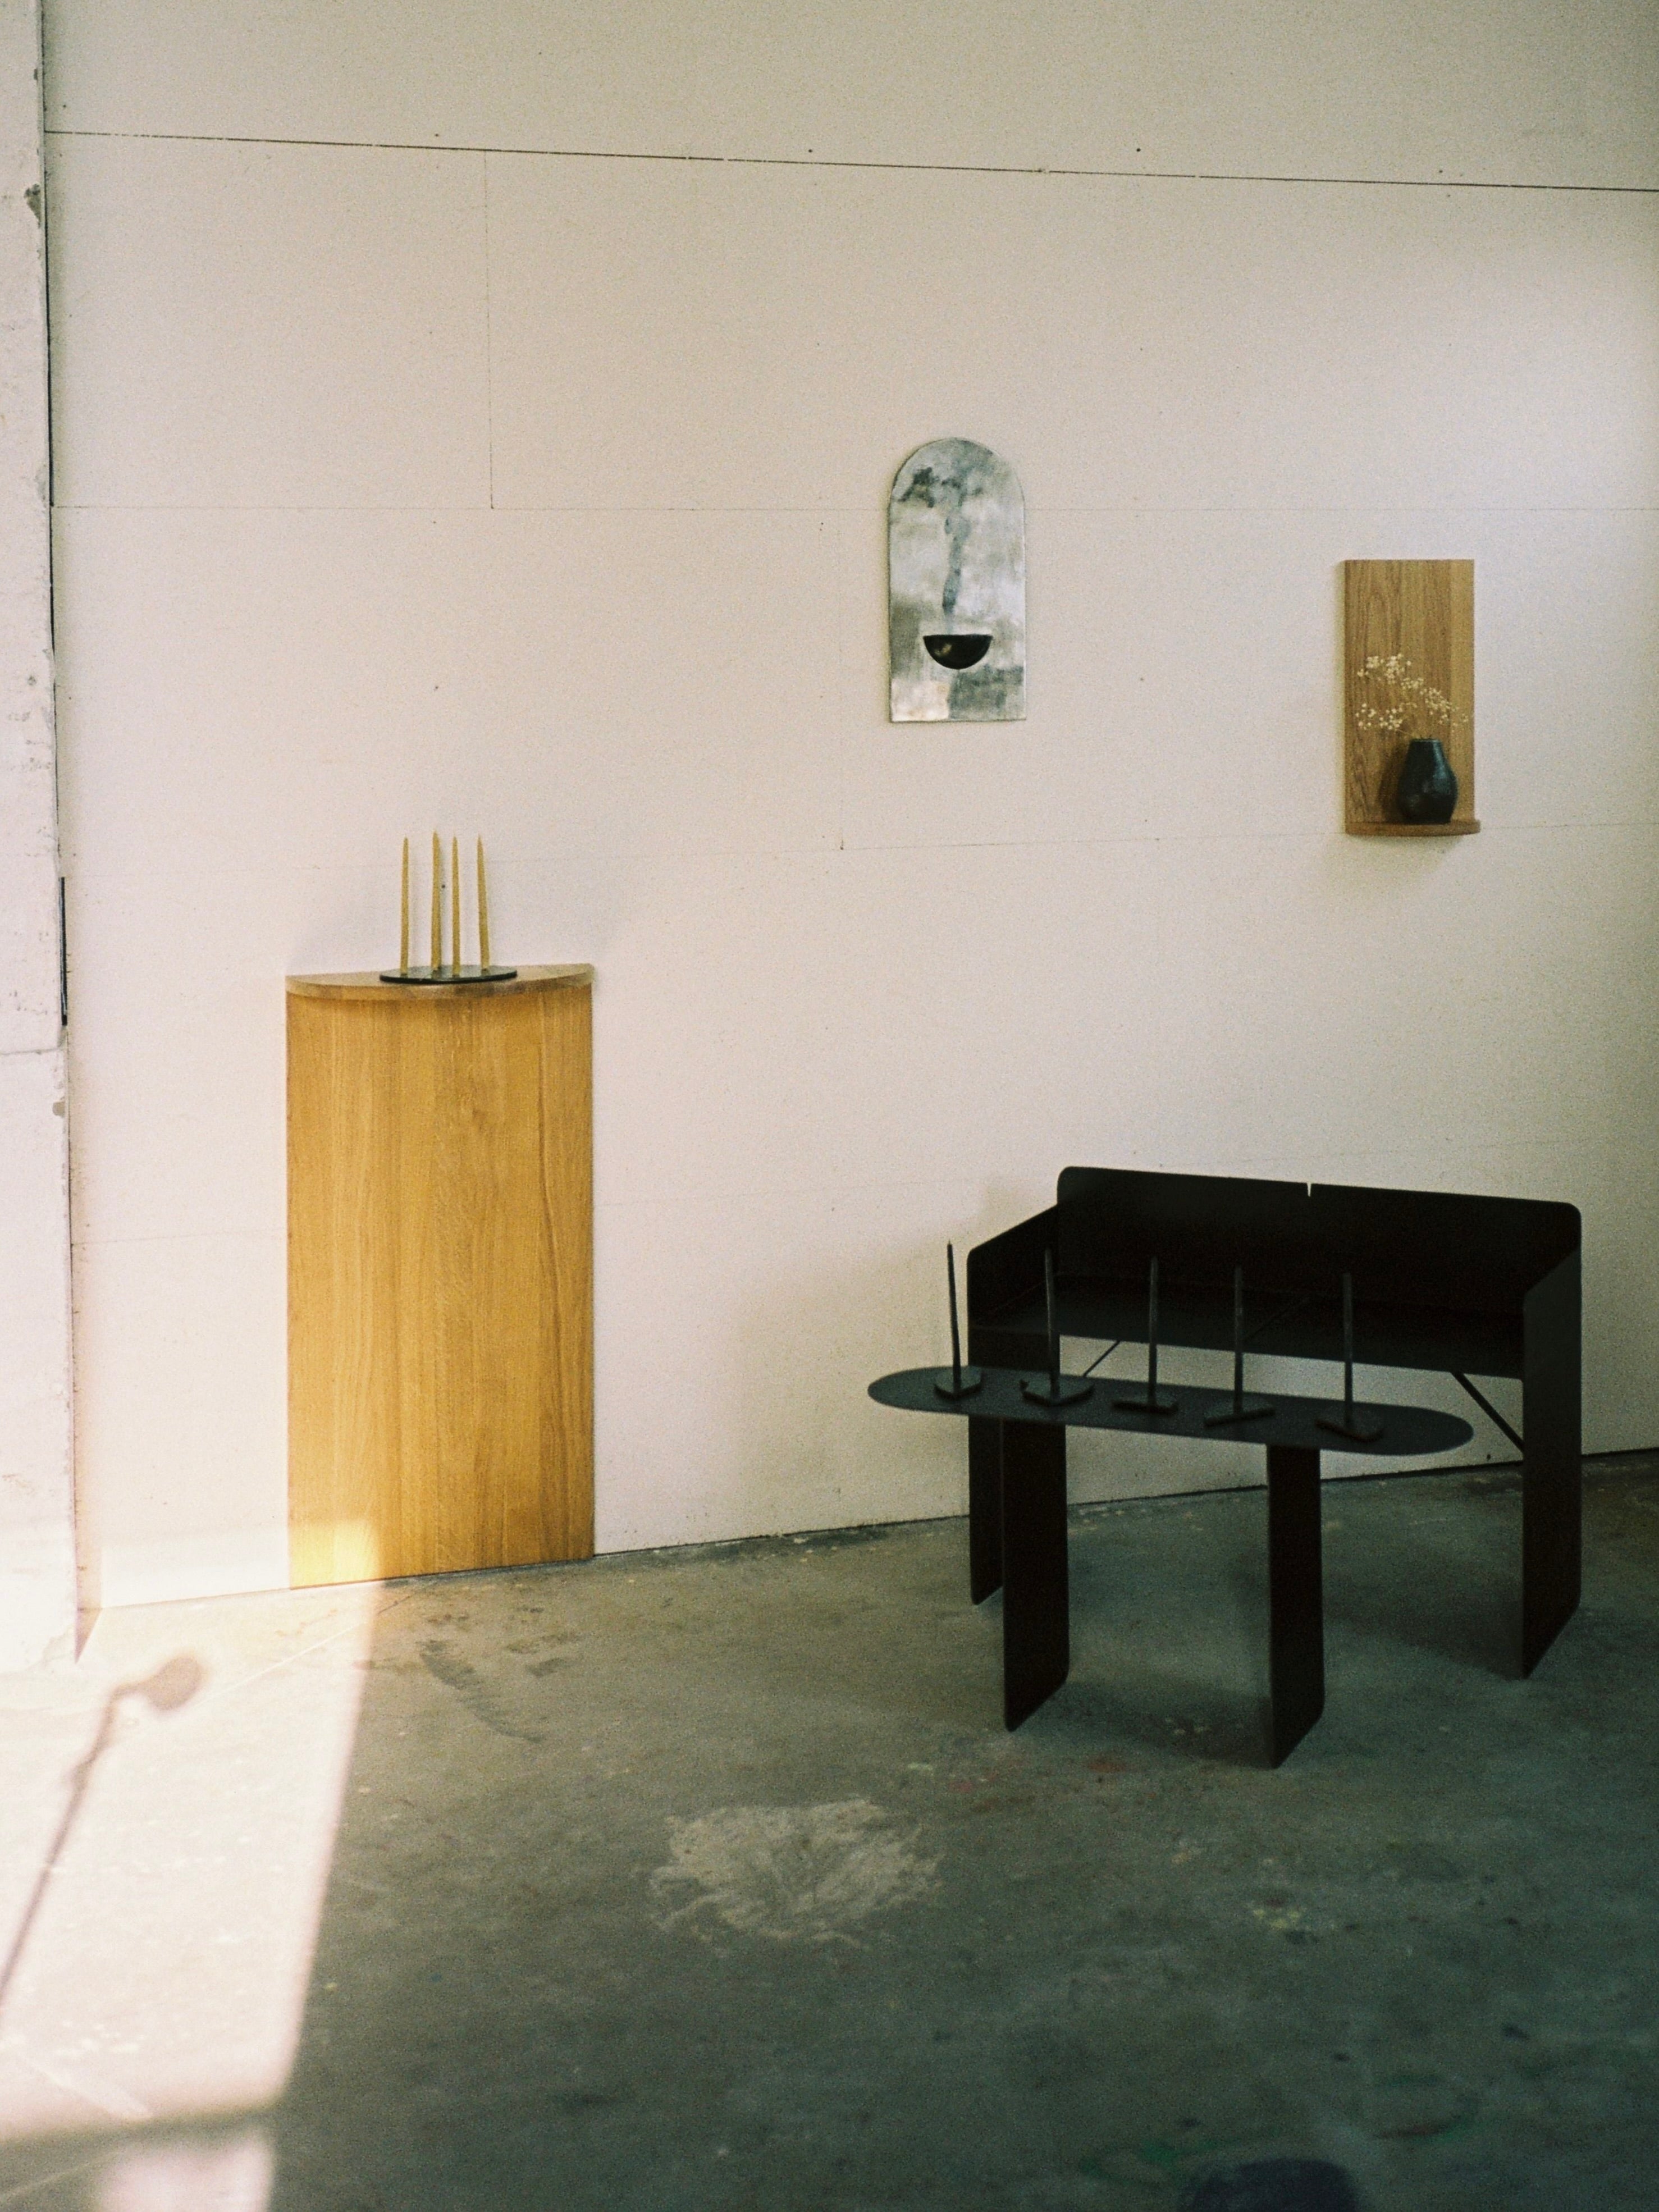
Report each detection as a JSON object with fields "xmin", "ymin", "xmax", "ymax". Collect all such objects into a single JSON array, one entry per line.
[
  {"xmin": 1343, "ymin": 560, "xmax": 1477, "ymax": 835},
  {"xmin": 288, "ymin": 972, "xmax": 593, "ymax": 1587}
]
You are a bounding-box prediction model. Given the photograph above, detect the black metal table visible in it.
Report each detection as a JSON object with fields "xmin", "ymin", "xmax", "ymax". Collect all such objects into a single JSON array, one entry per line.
[
  {"xmin": 870, "ymin": 1365, "xmax": 1473, "ymax": 1763},
  {"xmin": 968, "ymin": 1168, "xmax": 1581, "ymax": 1680}
]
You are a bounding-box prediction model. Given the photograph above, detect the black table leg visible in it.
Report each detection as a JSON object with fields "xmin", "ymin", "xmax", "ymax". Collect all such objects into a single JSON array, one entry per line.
[
  {"xmin": 1000, "ymin": 1419, "xmax": 1070, "ymax": 1729},
  {"xmin": 1266, "ymin": 1445, "xmax": 1324, "ymax": 1766},
  {"xmin": 1521, "ymin": 1252, "xmax": 1582, "ymax": 1676},
  {"xmin": 968, "ymin": 1415, "xmax": 1004, "ymax": 1602}
]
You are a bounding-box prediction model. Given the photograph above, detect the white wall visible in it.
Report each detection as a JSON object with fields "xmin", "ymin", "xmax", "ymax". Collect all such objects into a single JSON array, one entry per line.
[
  {"xmin": 0, "ymin": 0, "xmax": 72, "ymax": 1666},
  {"xmin": 44, "ymin": 3, "xmax": 1659, "ymax": 1608}
]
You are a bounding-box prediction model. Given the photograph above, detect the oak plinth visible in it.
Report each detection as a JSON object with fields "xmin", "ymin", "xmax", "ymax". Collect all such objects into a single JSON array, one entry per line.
[{"xmin": 287, "ymin": 966, "xmax": 594, "ymax": 1588}]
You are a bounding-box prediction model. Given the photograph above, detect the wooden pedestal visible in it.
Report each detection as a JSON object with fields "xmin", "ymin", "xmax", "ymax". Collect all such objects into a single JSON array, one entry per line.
[{"xmin": 287, "ymin": 966, "xmax": 594, "ymax": 1588}]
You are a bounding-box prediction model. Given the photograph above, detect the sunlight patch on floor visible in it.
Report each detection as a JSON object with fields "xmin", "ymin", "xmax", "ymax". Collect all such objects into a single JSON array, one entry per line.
[
  {"xmin": 0, "ymin": 1582, "xmax": 377, "ymax": 2146},
  {"xmin": 97, "ymin": 2128, "xmax": 275, "ymax": 2212}
]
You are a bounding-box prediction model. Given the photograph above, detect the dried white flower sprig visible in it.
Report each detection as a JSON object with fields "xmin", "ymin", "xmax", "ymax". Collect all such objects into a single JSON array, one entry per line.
[{"xmin": 1354, "ymin": 653, "xmax": 1470, "ymax": 742}]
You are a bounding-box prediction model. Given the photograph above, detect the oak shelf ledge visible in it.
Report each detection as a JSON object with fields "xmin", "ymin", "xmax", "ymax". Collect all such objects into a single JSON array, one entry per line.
[{"xmin": 287, "ymin": 963, "xmax": 593, "ymax": 1000}]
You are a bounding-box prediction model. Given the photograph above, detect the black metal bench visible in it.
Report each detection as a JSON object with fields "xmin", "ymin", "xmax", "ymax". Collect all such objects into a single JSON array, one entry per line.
[{"xmin": 964, "ymin": 1167, "xmax": 1582, "ymax": 1725}]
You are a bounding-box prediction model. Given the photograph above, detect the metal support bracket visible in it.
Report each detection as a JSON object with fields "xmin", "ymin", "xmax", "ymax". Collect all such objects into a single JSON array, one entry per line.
[{"xmin": 1451, "ymin": 1371, "xmax": 1523, "ymax": 1454}]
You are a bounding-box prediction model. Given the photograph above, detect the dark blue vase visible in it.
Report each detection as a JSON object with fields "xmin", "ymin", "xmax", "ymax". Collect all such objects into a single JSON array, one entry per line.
[{"xmin": 1395, "ymin": 738, "xmax": 1457, "ymax": 825}]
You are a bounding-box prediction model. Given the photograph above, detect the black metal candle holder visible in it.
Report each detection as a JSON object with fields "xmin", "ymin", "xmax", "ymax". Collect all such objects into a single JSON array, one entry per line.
[
  {"xmin": 1021, "ymin": 1249, "xmax": 1093, "ymax": 1408},
  {"xmin": 380, "ymin": 834, "xmax": 518, "ymax": 985},
  {"xmin": 1317, "ymin": 1273, "xmax": 1384, "ymax": 1442},
  {"xmin": 381, "ymin": 965, "xmax": 519, "ymax": 984},
  {"xmin": 933, "ymin": 1242, "xmax": 983, "ymax": 1401},
  {"xmin": 1113, "ymin": 1255, "xmax": 1179, "ymax": 1414},
  {"xmin": 1204, "ymin": 1265, "xmax": 1275, "ymax": 1427}
]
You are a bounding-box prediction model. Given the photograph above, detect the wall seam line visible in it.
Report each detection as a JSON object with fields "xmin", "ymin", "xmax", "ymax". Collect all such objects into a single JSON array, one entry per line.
[
  {"xmin": 40, "ymin": 127, "xmax": 1659, "ymax": 198},
  {"xmin": 482, "ymin": 150, "xmax": 495, "ymax": 514}
]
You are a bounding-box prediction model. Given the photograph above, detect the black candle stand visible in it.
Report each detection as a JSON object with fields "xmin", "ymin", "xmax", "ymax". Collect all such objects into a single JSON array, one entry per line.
[
  {"xmin": 1316, "ymin": 1273, "xmax": 1383, "ymax": 1443},
  {"xmin": 1020, "ymin": 1250, "xmax": 1092, "ymax": 1409},
  {"xmin": 1112, "ymin": 1256, "xmax": 1178, "ymax": 1415},
  {"xmin": 870, "ymin": 1361, "xmax": 1471, "ymax": 1762},
  {"xmin": 1203, "ymin": 1265, "xmax": 1275, "ymax": 1427},
  {"xmin": 932, "ymin": 1243, "xmax": 982, "ymax": 1401},
  {"xmin": 379, "ymin": 965, "xmax": 520, "ymax": 985}
]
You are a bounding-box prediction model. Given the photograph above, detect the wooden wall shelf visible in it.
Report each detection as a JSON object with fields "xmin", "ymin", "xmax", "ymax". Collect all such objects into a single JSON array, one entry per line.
[
  {"xmin": 1344, "ymin": 560, "xmax": 1477, "ymax": 837},
  {"xmin": 287, "ymin": 965, "xmax": 594, "ymax": 1588}
]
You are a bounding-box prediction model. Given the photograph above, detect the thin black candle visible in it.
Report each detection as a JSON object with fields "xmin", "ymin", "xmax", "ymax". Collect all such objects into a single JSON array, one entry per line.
[
  {"xmin": 1021, "ymin": 1247, "xmax": 1091, "ymax": 1406},
  {"xmin": 933, "ymin": 1241, "xmax": 982, "ymax": 1401},
  {"xmin": 948, "ymin": 1241, "xmax": 963, "ymax": 1393},
  {"xmin": 1318, "ymin": 1269, "xmax": 1382, "ymax": 1442},
  {"xmin": 1203, "ymin": 1264, "xmax": 1273, "ymax": 1425},
  {"xmin": 1114, "ymin": 1255, "xmax": 1178, "ymax": 1415}
]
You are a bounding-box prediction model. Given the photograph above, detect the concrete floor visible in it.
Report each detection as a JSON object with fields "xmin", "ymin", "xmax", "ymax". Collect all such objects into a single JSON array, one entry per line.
[{"xmin": 2, "ymin": 1460, "xmax": 1657, "ymax": 2211}]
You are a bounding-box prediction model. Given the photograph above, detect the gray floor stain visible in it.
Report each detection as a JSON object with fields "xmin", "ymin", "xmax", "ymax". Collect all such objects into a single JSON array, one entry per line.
[
  {"xmin": 651, "ymin": 1798, "xmax": 938, "ymax": 1941},
  {"xmin": 417, "ymin": 1639, "xmax": 545, "ymax": 1743}
]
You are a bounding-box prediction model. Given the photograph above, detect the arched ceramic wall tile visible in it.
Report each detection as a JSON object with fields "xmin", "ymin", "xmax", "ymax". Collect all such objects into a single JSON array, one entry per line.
[{"xmin": 889, "ymin": 439, "xmax": 1025, "ymax": 723}]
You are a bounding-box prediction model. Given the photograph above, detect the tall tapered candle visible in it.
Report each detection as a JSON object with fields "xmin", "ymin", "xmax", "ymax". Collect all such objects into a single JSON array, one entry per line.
[
  {"xmin": 399, "ymin": 837, "xmax": 409, "ymax": 973},
  {"xmin": 451, "ymin": 837, "xmax": 461, "ymax": 972},
  {"xmin": 477, "ymin": 838, "xmax": 491, "ymax": 970},
  {"xmin": 431, "ymin": 833, "xmax": 441, "ymax": 971}
]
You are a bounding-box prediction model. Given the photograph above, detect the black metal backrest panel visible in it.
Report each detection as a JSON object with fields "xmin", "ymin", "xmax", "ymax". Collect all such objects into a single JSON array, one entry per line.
[
  {"xmin": 1055, "ymin": 1166, "xmax": 1579, "ymax": 1315},
  {"xmin": 1057, "ymin": 1167, "xmax": 1318, "ymax": 1297},
  {"xmin": 1309, "ymin": 1182, "xmax": 1579, "ymax": 1313},
  {"xmin": 966, "ymin": 1203, "xmax": 1058, "ymax": 1322}
]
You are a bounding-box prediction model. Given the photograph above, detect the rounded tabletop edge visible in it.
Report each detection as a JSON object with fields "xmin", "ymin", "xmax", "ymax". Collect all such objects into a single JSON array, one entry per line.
[
  {"xmin": 287, "ymin": 963, "xmax": 595, "ymax": 1000},
  {"xmin": 870, "ymin": 1368, "xmax": 1474, "ymax": 1456}
]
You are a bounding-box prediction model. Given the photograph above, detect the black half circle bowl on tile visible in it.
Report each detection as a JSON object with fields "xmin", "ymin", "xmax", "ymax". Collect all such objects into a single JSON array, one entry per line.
[{"xmin": 923, "ymin": 632, "xmax": 993, "ymax": 670}]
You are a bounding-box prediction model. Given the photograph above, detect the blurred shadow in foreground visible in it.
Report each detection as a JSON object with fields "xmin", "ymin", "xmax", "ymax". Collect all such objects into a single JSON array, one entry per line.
[{"xmin": 0, "ymin": 1658, "xmax": 207, "ymax": 2019}]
